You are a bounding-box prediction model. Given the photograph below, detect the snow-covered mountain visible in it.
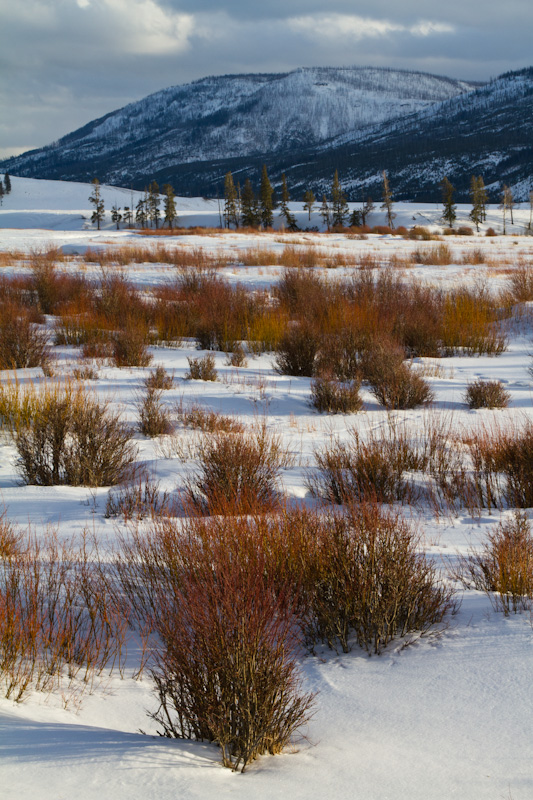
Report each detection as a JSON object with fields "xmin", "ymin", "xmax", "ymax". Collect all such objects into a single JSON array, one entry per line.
[{"xmin": 1, "ymin": 67, "xmax": 477, "ymax": 191}]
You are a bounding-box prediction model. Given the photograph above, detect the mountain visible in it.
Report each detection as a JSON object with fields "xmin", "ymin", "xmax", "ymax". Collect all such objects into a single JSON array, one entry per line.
[{"xmin": 1, "ymin": 67, "xmax": 477, "ymax": 194}]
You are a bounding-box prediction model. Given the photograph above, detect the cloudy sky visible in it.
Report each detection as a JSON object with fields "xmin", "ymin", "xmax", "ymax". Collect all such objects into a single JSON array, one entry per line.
[{"xmin": 1, "ymin": 0, "xmax": 531, "ymax": 159}]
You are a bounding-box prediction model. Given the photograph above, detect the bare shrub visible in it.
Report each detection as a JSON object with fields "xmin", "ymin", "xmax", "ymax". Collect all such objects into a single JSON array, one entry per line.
[
  {"xmin": 363, "ymin": 343, "xmax": 434, "ymax": 410},
  {"xmin": 310, "ymin": 427, "xmax": 418, "ymax": 505},
  {"xmin": 411, "ymin": 243, "xmax": 453, "ymax": 266},
  {"xmin": 14, "ymin": 384, "xmax": 137, "ymax": 486},
  {"xmin": 112, "ymin": 324, "xmax": 152, "ymax": 368},
  {"xmin": 0, "ymin": 529, "xmax": 126, "ymax": 701},
  {"xmin": 185, "ymin": 354, "xmax": 218, "ymax": 381},
  {"xmin": 453, "ymin": 513, "xmax": 533, "ymax": 614},
  {"xmin": 176, "ymin": 400, "xmax": 244, "ymax": 433},
  {"xmin": 295, "ymin": 502, "xmax": 456, "ymax": 654},
  {"xmin": 457, "ymin": 226, "xmax": 474, "ymax": 236},
  {"xmin": 105, "ymin": 471, "xmax": 174, "ymax": 521},
  {"xmin": 465, "ymin": 379, "xmax": 510, "ymax": 409},
  {"xmin": 508, "ymin": 264, "xmax": 533, "ymax": 302},
  {"xmin": 0, "ymin": 306, "xmax": 51, "ymax": 370},
  {"xmin": 274, "ymin": 322, "xmax": 320, "ymax": 377},
  {"xmin": 225, "ymin": 342, "xmax": 248, "ymax": 367},
  {"xmin": 144, "ymin": 365, "xmax": 173, "ymax": 390},
  {"xmin": 142, "ymin": 520, "xmax": 315, "ymax": 772},
  {"xmin": 186, "ymin": 422, "xmax": 292, "ymax": 514},
  {"xmin": 0, "ymin": 513, "xmax": 22, "ymax": 558},
  {"xmin": 310, "ymin": 377, "xmax": 362, "ymax": 414},
  {"xmin": 137, "ymin": 387, "xmax": 173, "ymax": 437}
]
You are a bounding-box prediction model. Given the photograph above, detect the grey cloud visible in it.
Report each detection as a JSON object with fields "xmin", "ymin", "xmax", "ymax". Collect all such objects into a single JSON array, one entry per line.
[{"xmin": 1, "ymin": 0, "xmax": 531, "ymax": 156}]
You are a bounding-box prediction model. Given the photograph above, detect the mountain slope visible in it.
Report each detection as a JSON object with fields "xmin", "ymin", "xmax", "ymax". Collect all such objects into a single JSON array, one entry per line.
[{"xmin": 1, "ymin": 67, "xmax": 476, "ymax": 190}]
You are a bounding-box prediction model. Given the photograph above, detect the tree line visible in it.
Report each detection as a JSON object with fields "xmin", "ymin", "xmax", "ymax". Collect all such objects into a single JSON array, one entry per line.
[{"xmin": 88, "ymin": 168, "xmax": 532, "ymax": 234}]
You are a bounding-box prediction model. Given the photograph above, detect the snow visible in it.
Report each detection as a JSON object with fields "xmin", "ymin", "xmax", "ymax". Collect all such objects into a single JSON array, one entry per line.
[{"xmin": 1, "ymin": 177, "xmax": 533, "ymax": 800}]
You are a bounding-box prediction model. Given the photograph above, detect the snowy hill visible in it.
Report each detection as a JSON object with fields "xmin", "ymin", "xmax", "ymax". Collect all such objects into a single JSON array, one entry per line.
[{"xmin": 0, "ymin": 67, "xmax": 476, "ymax": 191}]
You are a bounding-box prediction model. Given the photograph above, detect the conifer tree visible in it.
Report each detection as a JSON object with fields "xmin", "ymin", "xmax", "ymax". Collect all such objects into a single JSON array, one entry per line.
[
  {"xmin": 89, "ymin": 178, "xmax": 105, "ymax": 230},
  {"xmin": 476, "ymin": 176, "xmax": 488, "ymax": 222},
  {"xmin": 441, "ymin": 177, "xmax": 456, "ymax": 228},
  {"xmin": 0, "ymin": 182, "xmax": 4, "ymax": 206},
  {"xmin": 331, "ymin": 170, "xmax": 349, "ymax": 228},
  {"xmin": 303, "ymin": 189, "xmax": 316, "ymax": 221},
  {"xmin": 259, "ymin": 164, "xmax": 274, "ymax": 229},
  {"xmin": 223, "ymin": 172, "xmax": 239, "ymax": 229},
  {"xmin": 380, "ymin": 171, "xmax": 395, "ymax": 228},
  {"xmin": 349, "ymin": 208, "xmax": 361, "ymax": 228},
  {"xmin": 163, "ymin": 183, "xmax": 177, "ymax": 228},
  {"xmin": 4, "ymin": 172, "xmax": 11, "ymax": 194},
  {"xmin": 529, "ymin": 190, "xmax": 533, "ymax": 233},
  {"xmin": 469, "ymin": 175, "xmax": 482, "ymax": 232},
  {"xmin": 123, "ymin": 206, "xmax": 132, "ymax": 228},
  {"xmin": 279, "ymin": 174, "xmax": 298, "ymax": 231},
  {"xmin": 320, "ymin": 195, "xmax": 331, "ymax": 231},
  {"xmin": 241, "ymin": 179, "xmax": 260, "ymax": 228},
  {"xmin": 135, "ymin": 198, "xmax": 147, "ymax": 228},
  {"xmin": 148, "ymin": 181, "xmax": 161, "ymax": 229},
  {"xmin": 111, "ymin": 204, "xmax": 122, "ymax": 230}
]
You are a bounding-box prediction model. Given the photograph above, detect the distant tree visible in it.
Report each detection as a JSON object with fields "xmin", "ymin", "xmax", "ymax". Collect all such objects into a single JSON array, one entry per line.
[
  {"xmin": 223, "ymin": 171, "xmax": 239, "ymax": 229},
  {"xmin": 279, "ymin": 174, "xmax": 298, "ymax": 231},
  {"xmin": 380, "ymin": 171, "xmax": 395, "ymax": 228},
  {"xmin": 349, "ymin": 208, "xmax": 361, "ymax": 227},
  {"xmin": 148, "ymin": 181, "xmax": 161, "ymax": 229},
  {"xmin": 529, "ymin": 190, "xmax": 533, "ymax": 232},
  {"xmin": 123, "ymin": 206, "xmax": 132, "ymax": 228},
  {"xmin": 241, "ymin": 179, "xmax": 260, "ymax": 228},
  {"xmin": 163, "ymin": 183, "xmax": 177, "ymax": 228},
  {"xmin": 303, "ymin": 189, "xmax": 316, "ymax": 221},
  {"xmin": 135, "ymin": 198, "xmax": 147, "ymax": 228},
  {"xmin": 111, "ymin": 204, "xmax": 122, "ymax": 230},
  {"xmin": 259, "ymin": 165, "xmax": 274, "ymax": 229},
  {"xmin": 89, "ymin": 178, "xmax": 105, "ymax": 230},
  {"xmin": 469, "ymin": 175, "xmax": 483, "ymax": 232},
  {"xmin": 4, "ymin": 172, "xmax": 11, "ymax": 194},
  {"xmin": 330, "ymin": 170, "xmax": 349, "ymax": 228},
  {"xmin": 320, "ymin": 195, "xmax": 331, "ymax": 231},
  {"xmin": 499, "ymin": 184, "xmax": 514, "ymax": 234},
  {"xmin": 361, "ymin": 195, "xmax": 374, "ymax": 227},
  {"xmin": 441, "ymin": 177, "xmax": 456, "ymax": 228},
  {"xmin": 476, "ymin": 176, "xmax": 488, "ymax": 222},
  {"xmin": 0, "ymin": 182, "xmax": 4, "ymax": 206}
]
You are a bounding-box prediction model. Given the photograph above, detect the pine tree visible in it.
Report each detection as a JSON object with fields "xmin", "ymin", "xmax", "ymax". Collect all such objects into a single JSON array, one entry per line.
[
  {"xmin": 349, "ymin": 208, "xmax": 361, "ymax": 228},
  {"xmin": 241, "ymin": 179, "xmax": 260, "ymax": 228},
  {"xmin": 529, "ymin": 190, "xmax": 533, "ymax": 232},
  {"xmin": 135, "ymin": 198, "xmax": 147, "ymax": 228},
  {"xmin": 89, "ymin": 178, "xmax": 105, "ymax": 230},
  {"xmin": 223, "ymin": 172, "xmax": 239, "ymax": 229},
  {"xmin": 476, "ymin": 176, "xmax": 488, "ymax": 222},
  {"xmin": 441, "ymin": 177, "xmax": 456, "ymax": 228},
  {"xmin": 148, "ymin": 181, "xmax": 161, "ymax": 229},
  {"xmin": 4, "ymin": 172, "xmax": 11, "ymax": 194},
  {"xmin": 259, "ymin": 165, "xmax": 274, "ymax": 229},
  {"xmin": 330, "ymin": 170, "xmax": 349, "ymax": 228},
  {"xmin": 0, "ymin": 182, "xmax": 4, "ymax": 206},
  {"xmin": 163, "ymin": 183, "xmax": 177, "ymax": 228},
  {"xmin": 469, "ymin": 175, "xmax": 482, "ymax": 232},
  {"xmin": 279, "ymin": 174, "xmax": 298, "ymax": 231},
  {"xmin": 320, "ymin": 195, "xmax": 331, "ymax": 231},
  {"xmin": 361, "ymin": 195, "xmax": 374, "ymax": 227},
  {"xmin": 123, "ymin": 206, "xmax": 132, "ymax": 228},
  {"xmin": 111, "ymin": 204, "xmax": 122, "ymax": 230},
  {"xmin": 380, "ymin": 171, "xmax": 395, "ymax": 229},
  {"xmin": 303, "ymin": 189, "xmax": 316, "ymax": 221}
]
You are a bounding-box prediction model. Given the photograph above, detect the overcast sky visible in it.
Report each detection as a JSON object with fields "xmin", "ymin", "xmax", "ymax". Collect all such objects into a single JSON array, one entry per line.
[{"xmin": 1, "ymin": 0, "xmax": 531, "ymax": 159}]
